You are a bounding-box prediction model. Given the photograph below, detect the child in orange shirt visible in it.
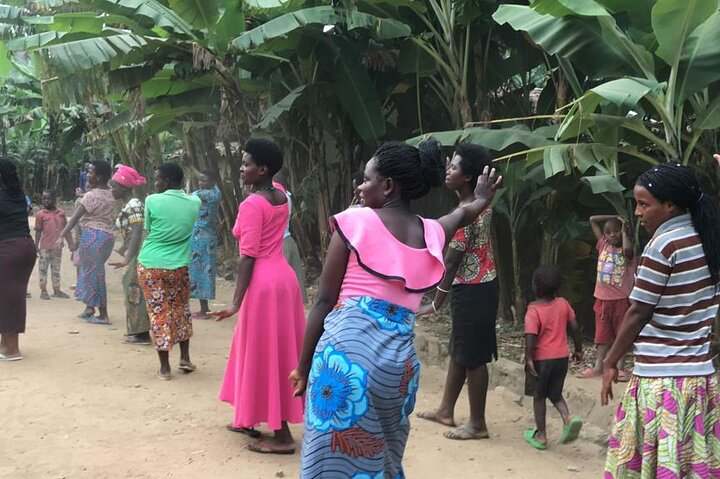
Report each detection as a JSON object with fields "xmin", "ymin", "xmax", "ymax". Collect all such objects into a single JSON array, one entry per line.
[{"xmin": 524, "ymin": 266, "xmax": 583, "ymax": 450}]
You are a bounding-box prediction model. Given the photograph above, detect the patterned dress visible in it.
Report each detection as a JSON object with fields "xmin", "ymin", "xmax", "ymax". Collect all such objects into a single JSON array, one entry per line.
[
  {"xmin": 116, "ymin": 198, "xmax": 149, "ymax": 336},
  {"xmin": 189, "ymin": 186, "xmax": 221, "ymax": 301},
  {"xmin": 301, "ymin": 207, "xmax": 446, "ymax": 478}
]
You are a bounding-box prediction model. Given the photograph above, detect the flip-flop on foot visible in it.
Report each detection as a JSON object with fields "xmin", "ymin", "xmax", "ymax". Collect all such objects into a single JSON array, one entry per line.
[
  {"xmin": 179, "ymin": 361, "xmax": 196, "ymax": 373},
  {"xmin": 443, "ymin": 424, "xmax": 489, "ymax": 440},
  {"xmin": 78, "ymin": 311, "xmax": 95, "ymax": 320},
  {"xmin": 87, "ymin": 316, "xmax": 111, "ymax": 325},
  {"xmin": 247, "ymin": 440, "xmax": 295, "ymax": 455},
  {"xmin": 524, "ymin": 429, "xmax": 547, "ymax": 450},
  {"xmin": 560, "ymin": 416, "xmax": 583, "ymax": 444},
  {"xmin": 0, "ymin": 353, "xmax": 23, "ymax": 362},
  {"xmin": 575, "ymin": 368, "xmax": 601, "ymax": 379},
  {"xmin": 157, "ymin": 370, "xmax": 173, "ymax": 381},
  {"xmin": 226, "ymin": 424, "xmax": 261, "ymax": 438},
  {"xmin": 416, "ymin": 410, "xmax": 456, "ymax": 427}
]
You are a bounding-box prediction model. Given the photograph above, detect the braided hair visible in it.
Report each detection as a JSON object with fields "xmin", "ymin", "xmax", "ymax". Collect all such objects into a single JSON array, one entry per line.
[
  {"xmin": 374, "ymin": 139, "xmax": 444, "ymax": 200},
  {"xmin": 637, "ymin": 163, "xmax": 720, "ymax": 286},
  {"xmin": 0, "ymin": 157, "xmax": 22, "ymax": 198}
]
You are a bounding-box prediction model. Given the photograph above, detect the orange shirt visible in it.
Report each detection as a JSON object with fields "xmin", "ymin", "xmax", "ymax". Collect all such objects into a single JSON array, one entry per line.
[{"xmin": 524, "ymin": 297, "xmax": 575, "ymax": 361}]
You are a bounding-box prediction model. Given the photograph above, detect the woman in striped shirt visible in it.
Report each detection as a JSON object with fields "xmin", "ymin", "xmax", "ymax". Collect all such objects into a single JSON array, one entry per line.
[{"xmin": 602, "ymin": 164, "xmax": 720, "ymax": 478}]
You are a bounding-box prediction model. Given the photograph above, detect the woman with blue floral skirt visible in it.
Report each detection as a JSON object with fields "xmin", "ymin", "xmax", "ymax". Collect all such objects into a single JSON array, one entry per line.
[{"xmin": 290, "ymin": 140, "xmax": 501, "ymax": 478}]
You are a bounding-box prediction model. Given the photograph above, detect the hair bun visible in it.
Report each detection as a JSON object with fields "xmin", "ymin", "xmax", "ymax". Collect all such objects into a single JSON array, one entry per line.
[{"xmin": 417, "ymin": 138, "xmax": 444, "ymax": 188}]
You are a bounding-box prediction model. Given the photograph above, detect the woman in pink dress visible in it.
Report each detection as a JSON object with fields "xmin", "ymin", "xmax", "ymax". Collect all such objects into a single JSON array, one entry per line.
[{"xmin": 213, "ymin": 138, "xmax": 305, "ymax": 455}]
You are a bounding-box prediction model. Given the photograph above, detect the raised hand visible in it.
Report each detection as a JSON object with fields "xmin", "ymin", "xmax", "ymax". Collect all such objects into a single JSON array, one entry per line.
[{"xmin": 473, "ymin": 166, "xmax": 502, "ymax": 203}]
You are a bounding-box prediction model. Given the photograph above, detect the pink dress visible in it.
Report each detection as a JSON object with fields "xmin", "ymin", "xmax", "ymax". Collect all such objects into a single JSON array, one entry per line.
[{"xmin": 219, "ymin": 194, "xmax": 306, "ymax": 430}]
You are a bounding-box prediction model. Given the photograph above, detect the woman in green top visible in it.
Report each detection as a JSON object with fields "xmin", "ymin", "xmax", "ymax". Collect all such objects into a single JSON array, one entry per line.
[{"xmin": 137, "ymin": 163, "xmax": 201, "ymax": 380}]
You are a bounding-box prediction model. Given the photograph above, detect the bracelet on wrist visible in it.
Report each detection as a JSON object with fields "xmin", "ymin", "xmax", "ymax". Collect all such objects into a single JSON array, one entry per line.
[
  {"xmin": 436, "ymin": 286, "xmax": 450, "ymax": 294},
  {"xmin": 431, "ymin": 301, "xmax": 438, "ymax": 313}
]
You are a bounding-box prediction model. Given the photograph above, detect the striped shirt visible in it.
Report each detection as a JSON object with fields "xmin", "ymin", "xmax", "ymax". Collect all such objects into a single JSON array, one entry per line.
[{"xmin": 631, "ymin": 214, "xmax": 718, "ymax": 377}]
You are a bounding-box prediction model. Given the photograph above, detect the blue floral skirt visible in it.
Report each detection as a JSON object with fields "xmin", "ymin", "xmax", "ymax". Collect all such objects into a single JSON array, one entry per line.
[{"xmin": 300, "ymin": 296, "xmax": 419, "ymax": 479}]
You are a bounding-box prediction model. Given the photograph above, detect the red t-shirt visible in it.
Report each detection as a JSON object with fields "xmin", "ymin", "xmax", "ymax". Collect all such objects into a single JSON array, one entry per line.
[
  {"xmin": 35, "ymin": 207, "xmax": 67, "ymax": 250},
  {"xmin": 524, "ymin": 297, "xmax": 575, "ymax": 361}
]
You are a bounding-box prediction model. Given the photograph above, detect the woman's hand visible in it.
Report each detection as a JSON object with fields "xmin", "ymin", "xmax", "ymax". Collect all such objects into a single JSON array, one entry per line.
[
  {"xmin": 108, "ymin": 261, "xmax": 128, "ymax": 269},
  {"xmin": 210, "ymin": 305, "xmax": 240, "ymax": 321},
  {"xmin": 473, "ymin": 166, "xmax": 502, "ymax": 203},
  {"xmin": 600, "ymin": 365, "xmax": 618, "ymax": 406},
  {"xmin": 289, "ymin": 368, "xmax": 308, "ymax": 397},
  {"xmin": 416, "ymin": 303, "xmax": 434, "ymax": 317}
]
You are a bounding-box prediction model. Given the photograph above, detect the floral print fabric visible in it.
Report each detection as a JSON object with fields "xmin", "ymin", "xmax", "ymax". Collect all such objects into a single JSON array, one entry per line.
[
  {"xmin": 301, "ymin": 296, "xmax": 418, "ymax": 479},
  {"xmin": 189, "ymin": 186, "xmax": 220, "ymax": 300},
  {"xmin": 137, "ymin": 264, "xmax": 193, "ymax": 351},
  {"xmin": 449, "ymin": 209, "xmax": 496, "ymax": 285},
  {"xmin": 605, "ymin": 375, "xmax": 720, "ymax": 479}
]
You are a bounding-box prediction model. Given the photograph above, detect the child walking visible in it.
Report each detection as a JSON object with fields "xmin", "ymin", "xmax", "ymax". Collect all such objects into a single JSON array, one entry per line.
[
  {"xmin": 524, "ymin": 266, "xmax": 583, "ymax": 450},
  {"xmin": 577, "ymin": 215, "xmax": 635, "ymax": 380},
  {"xmin": 34, "ymin": 190, "xmax": 72, "ymax": 300}
]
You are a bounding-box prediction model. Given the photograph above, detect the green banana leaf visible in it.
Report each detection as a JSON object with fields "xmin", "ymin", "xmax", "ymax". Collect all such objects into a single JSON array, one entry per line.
[
  {"xmin": 676, "ymin": 11, "xmax": 720, "ymax": 104},
  {"xmin": 531, "ymin": 0, "xmax": 610, "ymax": 17},
  {"xmin": 407, "ymin": 125, "xmax": 558, "ymax": 150},
  {"xmin": 256, "ymin": 85, "xmax": 306, "ymax": 130},
  {"xmin": 169, "ymin": 0, "xmax": 218, "ymax": 30},
  {"xmin": 651, "ymin": 0, "xmax": 714, "ymax": 67},
  {"xmin": 102, "ymin": 0, "xmax": 194, "ymax": 37},
  {"xmin": 213, "ymin": 0, "xmax": 244, "ymax": 53},
  {"xmin": 38, "ymin": 34, "xmax": 148, "ymax": 74}
]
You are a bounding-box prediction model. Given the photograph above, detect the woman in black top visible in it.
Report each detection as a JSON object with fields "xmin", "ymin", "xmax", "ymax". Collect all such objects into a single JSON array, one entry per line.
[{"xmin": 0, "ymin": 158, "xmax": 37, "ymax": 361}]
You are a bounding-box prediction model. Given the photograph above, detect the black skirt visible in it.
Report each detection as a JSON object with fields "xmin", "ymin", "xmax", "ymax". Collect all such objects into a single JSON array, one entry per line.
[
  {"xmin": 449, "ymin": 280, "xmax": 499, "ymax": 368},
  {"xmin": 0, "ymin": 236, "xmax": 36, "ymax": 334}
]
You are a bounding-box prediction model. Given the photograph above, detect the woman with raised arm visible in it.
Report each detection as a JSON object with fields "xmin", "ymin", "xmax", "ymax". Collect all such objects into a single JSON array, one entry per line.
[
  {"xmin": 289, "ymin": 139, "xmax": 501, "ymax": 478},
  {"xmin": 602, "ymin": 163, "xmax": 720, "ymax": 478},
  {"xmin": 56, "ymin": 160, "xmax": 116, "ymax": 324}
]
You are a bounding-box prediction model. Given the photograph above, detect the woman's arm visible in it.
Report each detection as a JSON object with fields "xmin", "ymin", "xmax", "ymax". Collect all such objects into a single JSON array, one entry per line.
[
  {"xmin": 211, "ymin": 255, "xmax": 257, "ymax": 320},
  {"xmin": 109, "ymin": 223, "xmax": 144, "ymax": 269},
  {"xmin": 418, "ymin": 248, "xmax": 463, "ymax": 315},
  {"xmin": 600, "ymin": 301, "xmax": 654, "ymax": 405},
  {"xmin": 437, "ymin": 167, "xmax": 501, "ymax": 243},
  {"xmin": 289, "ymin": 231, "xmax": 350, "ymax": 396},
  {"xmin": 56, "ymin": 205, "xmax": 87, "ymax": 249}
]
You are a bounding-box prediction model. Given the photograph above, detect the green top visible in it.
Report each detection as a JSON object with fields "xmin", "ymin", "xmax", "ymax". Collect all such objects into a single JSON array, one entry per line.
[{"xmin": 138, "ymin": 189, "xmax": 201, "ymax": 270}]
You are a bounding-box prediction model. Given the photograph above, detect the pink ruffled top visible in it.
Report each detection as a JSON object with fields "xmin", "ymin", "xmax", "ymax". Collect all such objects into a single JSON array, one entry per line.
[{"xmin": 332, "ymin": 207, "xmax": 446, "ymax": 311}]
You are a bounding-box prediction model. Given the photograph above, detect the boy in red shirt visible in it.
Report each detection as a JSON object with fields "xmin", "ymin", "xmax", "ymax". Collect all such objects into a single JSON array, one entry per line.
[
  {"xmin": 524, "ymin": 266, "xmax": 583, "ymax": 450},
  {"xmin": 35, "ymin": 190, "xmax": 72, "ymax": 300},
  {"xmin": 577, "ymin": 215, "xmax": 636, "ymax": 380}
]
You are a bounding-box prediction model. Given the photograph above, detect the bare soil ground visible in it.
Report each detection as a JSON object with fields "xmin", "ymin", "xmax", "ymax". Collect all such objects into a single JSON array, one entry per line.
[{"xmin": 0, "ymin": 230, "xmax": 607, "ymax": 478}]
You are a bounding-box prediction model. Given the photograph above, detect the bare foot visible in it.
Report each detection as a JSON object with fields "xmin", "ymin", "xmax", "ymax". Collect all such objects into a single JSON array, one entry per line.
[
  {"xmin": 443, "ymin": 424, "xmax": 490, "ymax": 440},
  {"xmin": 247, "ymin": 438, "xmax": 295, "ymax": 455},
  {"xmin": 416, "ymin": 410, "xmax": 456, "ymax": 427}
]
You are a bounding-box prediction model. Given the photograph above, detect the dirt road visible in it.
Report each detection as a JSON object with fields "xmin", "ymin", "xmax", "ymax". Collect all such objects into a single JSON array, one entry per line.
[{"xmin": 0, "ymin": 243, "xmax": 606, "ymax": 478}]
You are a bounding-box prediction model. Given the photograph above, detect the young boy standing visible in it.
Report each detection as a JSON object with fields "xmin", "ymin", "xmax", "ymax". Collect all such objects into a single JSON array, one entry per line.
[
  {"xmin": 577, "ymin": 215, "xmax": 636, "ymax": 380},
  {"xmin": 524, "ymin": 266, "xmax": 584, "ymax": 450},
  {"xmin": 35, "ymin": 190, "xmax": 72, "ymax": 300}
]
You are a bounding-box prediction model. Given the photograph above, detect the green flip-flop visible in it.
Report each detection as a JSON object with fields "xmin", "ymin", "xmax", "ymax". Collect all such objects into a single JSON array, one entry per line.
[
  {"xmin": 523, "ymin": 429, "xmax": 547, "ymax": 450},
  {"xmin": 560, "ymin": 416, "xmax": 583, "ymax": 444}
]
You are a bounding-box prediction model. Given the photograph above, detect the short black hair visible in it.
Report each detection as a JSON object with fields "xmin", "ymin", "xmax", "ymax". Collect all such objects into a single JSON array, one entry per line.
[
  {"xmin": 157, "ymin": 162, "xmax": 184, "ymax": 186},
  {"xmin": 455, "ymin": 142, "xmax": 493, "ymax": 187},
  {"xmin": 244, "ymin": 138, "xmax": 283, "ymax": 177},
  {"xmin": 200, "ymin": 169, "xmax": 218, "ymax": 183},
  {"xmin": 42, "ymin": 189, "xmax": 56, "ymax": 198},
  {"xmin": 91, "ymin": 160, "xmax": 112, "ymax": 183},
  {"xmin": 603, "ymin": 218, "xmax": 622, "ymax": 230},
  {"xmin": 533, "ymin": 266, "xmax": 562, "ymax": 299}
]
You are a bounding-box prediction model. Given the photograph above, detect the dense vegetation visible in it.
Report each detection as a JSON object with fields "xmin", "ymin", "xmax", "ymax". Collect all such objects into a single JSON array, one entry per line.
[{"xmin": 3, "ymin": 0, "xmax": 719, "ymax": 331}]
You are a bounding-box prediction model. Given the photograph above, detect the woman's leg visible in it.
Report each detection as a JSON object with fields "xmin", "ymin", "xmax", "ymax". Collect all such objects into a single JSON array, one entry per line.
[
  {"xmin": 465, "ymin": 363, "xmax": 490, "ymax": 435},
  {"xmin": 0, "ymin": 333, "xmax": 20, "ymax": 356},
  {"xmin": 157, "ymin": 350, "xmax": 171, "ymax": 376},
  {"xmin": 249, "ymin": 421, "xmax": 295, "ymax": 453},
  {"xmin": 417, "ymin": 358, "xmax": 464, "ymax": 426},
  {"xmin": 199, "ymin": 300, "xmax": 210, "ymax": 314}
]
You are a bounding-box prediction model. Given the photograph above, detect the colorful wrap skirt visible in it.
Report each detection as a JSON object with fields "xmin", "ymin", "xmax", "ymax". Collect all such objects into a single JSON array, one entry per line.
[
  {"xmin": 75, "ymin": 227, "xmax": 114, "ymax": 308},
  {"xmin": 123, "ymin": 258, "xmax": 149, "ymax": 336},
  {"xmin": 300, "ymin": 296, "xmax": 419, "ymax": 479},
  {"xmin": 605, "ymin": 374, "xmax": 720, "ymax": 479},
  {"xmin": 137, "ymin": 264, "xmax": 193, "ymax": 351}
]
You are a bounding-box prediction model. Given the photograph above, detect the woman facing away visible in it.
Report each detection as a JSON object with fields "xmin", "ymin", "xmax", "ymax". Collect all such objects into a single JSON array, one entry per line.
[
  {"xmin": 57, "ymin": 160, "xmax": 116, "ymax": 324},
  {"xmin": 0, "ymin": 158, "xmax": 37, "ymax": 361},
  {"xmin": 602, "ymin": 163, "xmax": 720, "ymax": 478},
  {"xmin": 137, "ymin": 163, "xmax": 201, "ymax": 380},
  {"xmin": 417, "ymin": 142, "xmax": 500, "ymax": 440},
  {"xmin": 108, "ymin": 165, "xmax": 151, "ymax": 345},
  {"xmin": 289, "ymin": 139, "xmax": 501, "ymax": 478},
  {"xmin": 213, "ymin": 138, "xmax": 306, "ymax": 454},
  {"xmin": 188, "ymin": 166, "xmax": 222, "ymax": 319}
]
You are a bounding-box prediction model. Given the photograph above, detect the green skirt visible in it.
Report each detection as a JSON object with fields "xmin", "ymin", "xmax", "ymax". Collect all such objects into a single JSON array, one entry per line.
[{"xmin": 123, "ymin": 258, "xmax": 149, "ymax": 335}]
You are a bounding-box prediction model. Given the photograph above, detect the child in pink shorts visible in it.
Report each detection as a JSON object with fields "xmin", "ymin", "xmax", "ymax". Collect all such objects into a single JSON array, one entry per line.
[{"xmin": 577, "ymin": 215, "xmax": 636, "ymax": 381}]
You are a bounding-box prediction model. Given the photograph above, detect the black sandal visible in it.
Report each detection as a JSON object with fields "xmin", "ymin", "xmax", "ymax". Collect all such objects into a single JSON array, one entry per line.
[{"xmin": 226, "ymin": 424, "xmax": 261, "ymax": 438}]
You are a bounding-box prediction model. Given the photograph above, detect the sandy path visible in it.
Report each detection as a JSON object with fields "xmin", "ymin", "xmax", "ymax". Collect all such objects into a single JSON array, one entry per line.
[{"xmin": 0, "ymin": 240, "xmax": 606, "ymax": 478}]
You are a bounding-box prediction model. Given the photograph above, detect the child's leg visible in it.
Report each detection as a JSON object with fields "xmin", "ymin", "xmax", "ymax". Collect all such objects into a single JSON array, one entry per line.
[
  {"xmin": 200, "ymin": 299, "xmax": 210, "ymax": 314},
  {"xmin": 551, "ymin": 396, "xmax": 571, "ymax": 424},
  {"xmin": 594, "ymin": 344, "xmax": 610, "ymax": 373},
  {"xmin": 533, "ymin": 396, "xmax": 548, "ymax": 444},
  {"xmin": 38, "ymin": 250, "xmax": 49, "ymax": 292},
  {"xmin": 50, "ymin": 249, "xmax": 62, "ymax": 291}
]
